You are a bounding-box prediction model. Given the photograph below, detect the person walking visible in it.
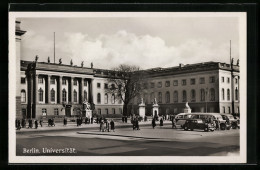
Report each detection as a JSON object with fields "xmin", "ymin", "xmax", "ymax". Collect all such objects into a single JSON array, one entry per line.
[
  {"xmin": 172, "ymin": 118, "xmax": 177, "ymax": 129},
  {"xmin": 63, "ymin": 117, "xmax": 67, "ymax": 126},
  {"xmin": 85, "ymin": 117, "xmax": 88, "ymax": 124},
  {"xmin": 91, "ymin": 117, "xmax": 93, "ymax": 124},
  {"xmin": 16, "ymin": 120, "xmax": 21, "ymax": 130},
  {"xmin": 160, "ymin": 118, "xmax": 164, "ymax": 128},
  {"xmin": 136, "ymin": 119, "xmax": 140, "ymax": 130},
  {"xmin": 110, "ymin": 119, "xmax": 115, "ymax": 132},
  {"xmin": 152, "ymin": 118, "xmax": 156, "ymax": 129},
  {"xmin": 22, "ymin": 118, "xmax": 26, "ymax": 128},
  {"xmin": 132, "ymin": 118, "xmax": 136, "ymax": 130},
  {"xmin": 40, "ymin": 118, "xmax": 43, "ymax": 127},
  {"xmin": 35, "ymin": 120, "xmax": 38, "ymax": 129}
]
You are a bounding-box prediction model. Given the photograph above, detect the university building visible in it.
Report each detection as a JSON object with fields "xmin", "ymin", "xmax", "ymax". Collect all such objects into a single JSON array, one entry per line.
[{"xmin": 16, "ymin": 21, "xmax": 240, "ymax": 119}]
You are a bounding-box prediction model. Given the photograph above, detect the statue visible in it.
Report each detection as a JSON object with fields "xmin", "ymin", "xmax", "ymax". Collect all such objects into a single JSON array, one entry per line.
[
  {"xmin": 91, "ymin": 62, "xmax": 93, "ymax": 68},
  {"xmin": 59, "ymin": 58, "xmax": 62, "ymax": 64},
  {"xmin": 35, "ymin": 55, "xmax": 38, "ymax": 62},
  {"xmin": 185, "ymin": 102, "xmax": 190, "ymax": 109},
  {"xmin": 141, "ymin": 98, "xmax": 144, "ymax": 104},
  {"xmin": 81, "ymin": 61, "xmax": 84, "ymax": 68},
  {"xmin": 70, "ymin": 59, "xmax": 73, "ymax": 66},
  {"xmin": 153, "ymin": 98, "xmax": 157, "ymax": 105},
  {"xmin": 237, "ymin": 59, "xmax": 240, "ymax": 66},
  {"xmin": 47, "ymin": 57, "xmax": 50, "ymax": 63}
]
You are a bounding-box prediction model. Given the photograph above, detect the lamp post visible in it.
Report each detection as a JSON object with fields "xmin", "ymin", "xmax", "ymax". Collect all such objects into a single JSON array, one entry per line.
[{"xmin": 205, "ymin": 88, "xmax": 208, "ymax": 113}]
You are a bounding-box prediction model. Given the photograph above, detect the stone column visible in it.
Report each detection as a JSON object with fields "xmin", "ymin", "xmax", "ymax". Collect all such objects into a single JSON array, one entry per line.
[
  {"xmin": 35, "ymin": 74, "xmax": 38, "ymax": 104},
  {"xmin": 47, "ymin": 75, "xmax": 50, "ymax": 104},
  {"xmin": 59, "ymin": 76, "xmax": 63, "ymax": 104},
  {"xmin": 70, "ymin": 77, "xmax": 74, "ymax": 103},
  {"xmin": 88, "ymin": 79, "xmax": 93, "ymax": 103},
  {"xmin": 81, "ymin": 78, "xmax": 84, "ymax": 103}
]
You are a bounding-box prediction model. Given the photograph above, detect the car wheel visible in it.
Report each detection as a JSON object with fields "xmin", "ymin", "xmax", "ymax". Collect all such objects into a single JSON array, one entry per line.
[
  {"xmin": 184, "ymin": 126, "xmax": 188, "ymax": 131},
  {"xmin": 204, "ymin": 128, "xmax": 208, "ymax": 132},
  {"xmin": 220, "ymin": 124, "xmax": 226, "ymax": 130}
]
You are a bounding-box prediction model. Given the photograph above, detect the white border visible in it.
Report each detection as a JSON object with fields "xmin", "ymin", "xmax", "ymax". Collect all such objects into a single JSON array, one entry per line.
[{"xmin": 9, "ymin": 12, "xmax": 247, "ymax": 164}]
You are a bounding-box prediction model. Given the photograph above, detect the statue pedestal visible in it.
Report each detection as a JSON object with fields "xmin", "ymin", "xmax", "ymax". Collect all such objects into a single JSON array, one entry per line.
[
  {"xmin": 85, "ymin": 110, "xmax": 92, "ymax": 119},
  {"xmin": 184, "ymin": 108, "xmax": 191, "ymax": 113},
  {"xmin": 139, "ymin": 103, "xmax": 145, "ymax": 120},
  {"xmin": 152, "ymin": 104, "xmax": 159, "ymax": 118}
]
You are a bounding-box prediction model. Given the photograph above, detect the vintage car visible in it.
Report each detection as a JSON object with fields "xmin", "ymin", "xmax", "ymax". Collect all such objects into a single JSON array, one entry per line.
[
  {"xmin": 220, "ymin": 113, "xmax": 239, "ymax": 129},
  {"xmin": 183, "ymin": 119, "xmax": 215, "ymax": 132}
]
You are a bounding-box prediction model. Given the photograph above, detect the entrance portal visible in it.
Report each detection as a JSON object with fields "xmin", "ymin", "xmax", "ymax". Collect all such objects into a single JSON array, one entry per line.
[{"xmin": 65, "ymin": 106, "xmax": 71, "ymax": 117}]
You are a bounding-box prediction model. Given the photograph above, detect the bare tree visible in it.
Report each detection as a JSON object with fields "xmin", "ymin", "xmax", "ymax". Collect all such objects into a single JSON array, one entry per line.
[{"xmin": 106, "ymin": 64, "xmax": 145, "ymax": 116}]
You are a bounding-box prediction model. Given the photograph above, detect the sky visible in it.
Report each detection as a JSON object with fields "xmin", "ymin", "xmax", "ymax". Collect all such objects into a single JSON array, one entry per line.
[{"xmin": 19, "ymin": 16, "xmax": 240, "ymax": 70}]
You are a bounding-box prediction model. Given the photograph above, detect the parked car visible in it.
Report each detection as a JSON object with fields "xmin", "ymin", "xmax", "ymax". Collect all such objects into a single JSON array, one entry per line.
[
  {"xmin": 220, "ymin": 113, "xmax": 239, "ymax": 129},
  {"xmin": 183, "ymin": 119, "xmax": 215, "ymax": 132}
]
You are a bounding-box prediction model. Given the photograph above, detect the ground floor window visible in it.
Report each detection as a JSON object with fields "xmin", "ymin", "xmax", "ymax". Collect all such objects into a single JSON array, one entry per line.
[
  {"xmin": 223, "ymin": 107, "xmax": 225, "ymax": 113},
  {"xmin": 98, "ymin": 109, "xmax": 101, "ymax": 115},
  {"xmin": 112, "ymin": 108, "xmax": 115, "ymax": 114},
  {"xmin": 42, "ymin": 108, "xmax": 47, "ymax": 116},
  {"xmin": 105, "ymin": 108, "xmax": 109, "ymax": 114},
  {"xmin": 54, "ymin": 108, "xmax": 59, "ymax": 116},
  {"xmin": 119, "ymin": 108, "xmax": 122, "ymax": 114}
]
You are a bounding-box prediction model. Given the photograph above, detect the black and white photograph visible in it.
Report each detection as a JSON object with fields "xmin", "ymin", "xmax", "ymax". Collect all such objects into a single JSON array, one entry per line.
[{"xmin": 9, "ymin": 12, "xmax": 246, "ymax": 163}]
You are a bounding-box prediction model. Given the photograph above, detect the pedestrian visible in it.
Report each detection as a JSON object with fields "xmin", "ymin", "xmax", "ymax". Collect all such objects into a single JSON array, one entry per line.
[
  {"xmin": 101, "ymin": 120, "xmax": 105, "ymax": 132},
  {"xmin": 160, "ymin": 118, "xmax": 164, "ymax": 128},
  {"xmin": 152, "ymin": 118, "xmax": 156, "ymax": 129},
  {"xmin": 136, "ymin": 119, "xmax": 140, "ymax": 130},
  {"xmin": 172, "ymin": 118, "xmax": 177, "ymax": 129},
  {"xmin": 76, "ymin": 118, "xmax": 79, "ymax": 126},
  {"xmin": 216, "ymin": 118, "xmax": 220, "ymax": 130},
  {"xmin": 34, "ymin": 120, "xmax": 38, "ymax": 129},
  {"xmin": 22, "ymin": 118, "xmax": 26, "ymax": 128},
  {"xmin": 126, "ymin": 116, "xmax": 128, "ymax": 123},
  {"xmin": 99, "ymin": 121, "xmax": 102, "ymax": 131},
  {"xmin": 52, "ymin": 118, "xmax": 55, "ymax": 126},
  {"xmin": 91, "ymin": 117, "xmax": 93, "ymax": 124},
  {"xmin": 63, "ymin": 117, "xmax": 67, "ymax": 126},
  {"xmin": 110, "ymin": 119, "xmax": 115, "ymax": 132},
  {"xmin": 85, "ymin": 117, "xmax": 88, "ymax": 124},
  {"xmin": 122, "ymin": 116, "xmax": 124, "ymax": 123},
  {"xmin": 107, "ymin": 120, "xmax": 110, "ymax": 132},
  {"xmin": 28, "ymin": 119, "xmax": 32, "ymax": 128},
  {"xmin": 144, "ymin": 116, "xmax": 147, "ymax": 122},
  {"xmin": 16, "ymin": 120, "xmax": 21, "ymax": 130},
  {"xmin": 132, "ymin": 118, "xmax": 136, "ymax": 130},
  {"xmin": 39, "ymin": 118, "xmax": 43, "ymax": 127}
]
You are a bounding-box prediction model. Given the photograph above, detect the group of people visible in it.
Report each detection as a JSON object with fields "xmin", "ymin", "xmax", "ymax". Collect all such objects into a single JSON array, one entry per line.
[
  {"xmin": 132, "ymin": 118, "xmax": 140, "ymax": 130},
  {"xmin": 15, "ymin": 118, "xmax": 43, "ymax": 130},
  {"xmin": 151, "ymin": 117, "xmax": 165, "ymax": 129},
  {"xmin": 99, "ymin": 118, "xmax": 115, "ymax": 132}
]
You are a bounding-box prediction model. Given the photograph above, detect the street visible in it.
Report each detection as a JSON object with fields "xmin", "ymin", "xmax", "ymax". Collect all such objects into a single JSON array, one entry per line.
[{"xmin": 16, "ymin": 124, "xmax": 240, "ymax": 156}]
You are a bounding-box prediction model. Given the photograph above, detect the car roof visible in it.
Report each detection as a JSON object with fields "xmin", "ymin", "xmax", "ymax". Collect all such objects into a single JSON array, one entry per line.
[{"xmin": 178, "ymin": 112, "xmax": 221, "ymax": 116}]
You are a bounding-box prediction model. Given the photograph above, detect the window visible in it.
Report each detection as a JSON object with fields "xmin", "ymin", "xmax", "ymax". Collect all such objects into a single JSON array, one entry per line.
[
  {"xmin": 104, "ymin": 93, "xmax": 108, "ymax": 104},
  {"xmin": 84, "ymin": 79, "xmax": 88, "ymax": 86},
  {"xmin": 173, "ymin": 91, "xmax": 178, "ymax": 103},
  {"xmin": 227, "ymin": 89, "xmax": 230, "ymax": 101},
  {"xmin": 200, "ymin": 89, "xmax": 205, "ymax": 101},
  {"xmin": 221, "ymin": 77, "xmax": 224, "ymax": 83},
  {"xmin": 165, "ymin": 91, "xmax": 170, "ymax": 103},
  {"xmin": 181, "ymin": 79, "xmax": 186, "ymax": 86},
  {"xmin": 38, "ymin": 77, "xmax": 43, "ymax": 84},
  {"xmin": 50, "ymin": 78, "xmax": 55, "ymax": 84},
  {"xmin": 222, "ymin": 88, "xmax": 225, "ymax": 100},
  {"xmin": 51, "ymin": 89, "xmax": 55, "ymax": 102},
  {"xmin": 235, "ymin": 87, "xmax": 238, "ymax": 100},
  {"xmin": 62, "ymin": 79, "xmax": 66, "ymax": 85},
  {"xmin": 111, "ymin": 94, "xmax": 115, "ymax": 104},
  {"xmin": 97, "ymin": 93, "xmax": 101, "ymax": 103},
  {"xmin": 21, "ymin": 90, "xmax": 26, "ymax": 103},
  {"xmin": 209, "ymin": 76, "xmax": 215, "ymax": 83},
  {"xmin": 104, "ymin": 83, "xmax": 108, "ymax": 89},
  {"xmin": 73, "ymin": 79, "xmax": 77, "ymax": 86},
  {"xmin": 73, "ymin": 90, "xmax": 77, "ymax": 102},
  {"xmin": 105, "ymin": 108, "xmax": 109, "ymax": 114},
  {"xmin": 21, "ymin": 77, "xmax": 26, "ymax": 84},
  {"xmin": 119, "ymin": 108, "xmax": 123, "ymax": 114},
  {"xmin": 97, "ymin": 83, "xmax": 101, "ymax": 88},
  {"xmin": 210, "ymin": 88, "xmax": 215, "ymax": 101},
  {"xmin": 150, "ymin": 82, "xmax": 155, "ymax": 88},
  {"xmin": 112, "ymin": 108, "xmax": 116, "ymax": 114},
  {"xmin": 165, "ymin": 81, "xmax": 170, "ymax": 87},
  {"xmin": 190, "ymin": 78, "xmax": 196, "ymax": 85},
  {"xmin": 228, "ymin": 107, "xmax": 231, "ymax": 113},
  {"xmin": 182, "ymin": 90, "xmax": 187, "ymax": 102},
  {"xmin": 173, "ymin": 80, "xmax": 178, "ymax": 86},
  {"xmin": 199, "ymin": 77, "xmax": 205, "ymax": 84},
  {"xmin": 54, "ymin": 108, "xmax": 59, "ymax": 116},
  {"xmin": 227, "ymin": 77, "xmax": 230, "ymax": 83},
  {"xmin": 157, "ymin": 82, "xmax": 162, "ymax": 88},
  {"xmin": 191, "ymin": 89, "xmax": 196, "ymax": 102},
  {"xmin": 150, "ymin": 92, "xmax": 154, "ymax": 103},
  {"xmin": 235, "ymin": 78, "xmax": 238, "ymax": 84},
  {"xmin": 84, "ymin": 90, "xmax": 88, "ymax": 101},
  {"xmin": 98, "ymin": 109, "xmax": 101, "ymax": 115},
  {"xmin": 42, "ymin": 108, "xmax": 47, "ymax": 116},
  {"xmin": 223, "ymin": 107, "xmax": 225, "ymax": 113},
  {"xmin": 237, "ymin": 107, "xmax": 240, "ymax": 113},
  {"xmin": 62, "ymin": 89, "xmax": 67, "ymax": 102},
  {"xmin": 38, "ymin": 88, "xmax": 43, "ymax": 102},
  {"xmin": 158, "ymin": 92, "xmax": 162, "ymax": 103}
]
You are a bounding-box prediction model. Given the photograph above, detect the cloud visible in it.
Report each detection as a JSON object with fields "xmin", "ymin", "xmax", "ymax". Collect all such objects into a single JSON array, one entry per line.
[{"xmin": 22, "ymin": 30, "xmax": 239, "ymax": 69}]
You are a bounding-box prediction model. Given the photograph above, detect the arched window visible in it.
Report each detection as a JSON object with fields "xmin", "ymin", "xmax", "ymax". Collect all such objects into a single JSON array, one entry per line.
[
  {"xmin": 21, "ymin": 90, "xmax": 26, "ymax": 103},
  {"xmin": 165, "ymin": 91, "xmax": 170, "ymax": 103},
  {"xmin": 222, "ymin": 88, "xmax": 225, "ymax": 100},
  {"xmin": 51, "ymin": 89, "xmax": 55, "ymax": 102},
  {"xmin": 200, "ymin": 89, "xmax": 205, "ymax": 101},
  {"xmin": 62, "ymin": 89, "xmax": 67, "ymax": 102},
  {"xmin": 158, "ymin": 92, "xmax": 162, "ymax": 103},
  {"xmin": 97, "ymin": 93, "xmax": 101, "ymax": 103},
  {"xmin": 173, "ymin": 91, "xmax": 178, "ymax": 103},
  {"xmin": 182, "ymin": 90, "xmax": 187, "ymax": 102},
  {"xmin": 227, "ymin": 89, "xmax": 230, "ymax": 101},
  {"xmin": 104, "ymin": 93, "xmax": 108, "ymax": 104},
  {"xmin": 73, "ymin": 90, "xmax": 77, "ymax": 102},
  {"xmin": 84, "ymin": 90, "xmax": 88, "ymax": 101},
  {"xmin": 150, "ymin": 92, "xmax": 154, "ymax": 104},
  {"xmin": 235, "ymin": 87, "xmax": 238, "ymax": 100},
  {"xmin": 210, "ymin": 88, "xmax": 215, "ymax": 101},
  {"xmin": 111, "ymin": 94, "xmax": 115, "ymax": 104},
  {"xmin": 191, "ymin": 89, "xmax": 196, "ymax": 102},
  {"xmin": 38, "ymin": 88, "xmax": 43, "ymax": 102}
]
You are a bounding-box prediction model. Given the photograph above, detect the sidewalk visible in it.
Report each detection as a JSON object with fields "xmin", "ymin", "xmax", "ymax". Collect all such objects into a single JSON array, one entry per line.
[{"xmin": 16, "ymin": 120, "xmax": 172, "ymax": 134}]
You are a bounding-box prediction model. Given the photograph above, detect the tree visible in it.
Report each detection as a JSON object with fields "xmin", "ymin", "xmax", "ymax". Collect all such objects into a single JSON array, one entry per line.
[{"xmin": 106, "ymin": 64, "xmax": 145, "ymax": 116}]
